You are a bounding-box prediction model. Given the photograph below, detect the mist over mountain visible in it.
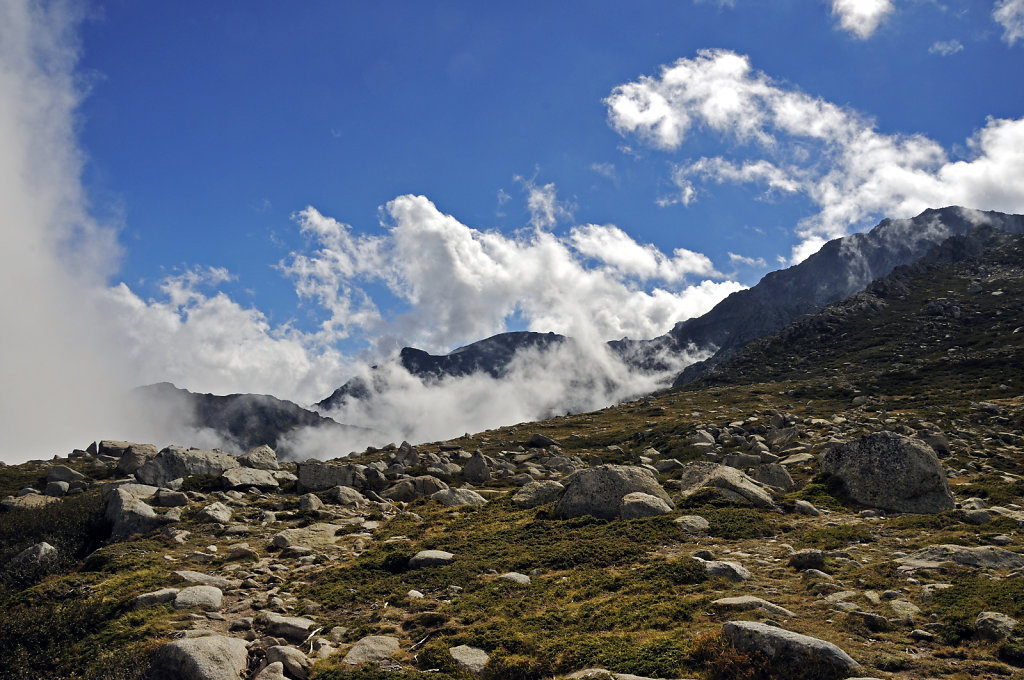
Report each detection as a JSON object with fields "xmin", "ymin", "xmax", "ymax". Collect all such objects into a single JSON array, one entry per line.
[
  {"xmin": 307, "ymin": 206, "xmax": 1024, "ymax": 452},
  {"xmin": 131, "ymin": 383, "xmax": 374, "ymax": 460}
]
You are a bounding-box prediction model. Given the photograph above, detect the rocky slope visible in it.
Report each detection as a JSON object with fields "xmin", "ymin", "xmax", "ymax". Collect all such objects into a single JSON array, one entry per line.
[{"xmin": 1, "ymin": 224, "xmax": 1023, "ymax": 680}]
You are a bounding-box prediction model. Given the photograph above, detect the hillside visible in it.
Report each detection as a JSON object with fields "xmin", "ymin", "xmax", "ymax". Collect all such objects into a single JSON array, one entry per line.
[{"xmin": 1, "ymin": 228, "xmax": 1023, "ymax": 680}]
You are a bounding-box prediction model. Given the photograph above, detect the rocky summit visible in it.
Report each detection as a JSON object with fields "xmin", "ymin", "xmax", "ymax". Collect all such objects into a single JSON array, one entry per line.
[{"xmin": 1, "ymin": 226, "xmax": 1024, "ymax": 680}]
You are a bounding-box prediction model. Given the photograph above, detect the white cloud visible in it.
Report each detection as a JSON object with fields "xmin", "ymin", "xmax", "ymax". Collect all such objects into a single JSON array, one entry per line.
[
  {"xmin": 281, "ymin": 194, "xmax": 741, "ymax": 351},
  {"xmin": 929, "ymin": 39, "xmax": 964, "ymax": 55},
  {"xmin": 590, "ymin": 162, "xmax": 617, "ymax": 180},
  {"xmin": 607, "ymin": 49, "xmax": 1024, "ymax": 263},
  {"xmin": 994, "ymin": 0, "xmax": 1024, "ymax": 45},
  {"xmin": 831, "ymin": 0, "xmax": 894, "ymax": 39},
  {"xmin": 728, "ymin": 252, "xmax": 768, "ymax": 268},
  {"xmin": 516, "ymin": 176, "xmax": 574, "ymax": 229}
]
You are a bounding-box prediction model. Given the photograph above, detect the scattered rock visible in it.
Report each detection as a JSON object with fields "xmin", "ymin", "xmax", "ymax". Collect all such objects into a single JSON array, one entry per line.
[
  {"xmin": 462, "ymin": 451, "xmax": 491, "ymax": 483},
  {"xmin": 408, "ymin": 550, "xmax": 455, "ymax": 569},
  {"xmin": 976, "ymin": 611, "xmax": 1018, "ymax": 640},
  {"xmin": 788, "ymin": 549, "xmax": 825, "ymax": 571},
  {"xmin": 256, "ymin": 612, "xmax": 317, "ymax": 643},
  {"xmin": 511, "ymin": 480, "xmax": 564, "ymax": 508},
  {"xmin": 701, "ymin": 560, "xmax": 751, "ymax": 581},
  {"xmin": 431, "ymin": 488, "xmax": 488, "ymax": 507},
  {"xmin": 897, "ymin": 544, "xmax": 1024, "ymax": 570},
  {"xmin": 253, "ymin": 662, "xmax": 287, "ymax": 680},
  {"xmin": 553, "ymin": 465, "xmax": 673, "ymax": 520},
  {"xmin": 675, "ymin": 462, "xmax": 776, "ymax": 509},
  {"xmin": 7, "ymin": 541, "xmax": 58, "ymax": 577},
  {"xmin": 674, "ymin": 515, "xmax": 710, "ymax": 533},
  {"xmin": 620, "ymin": 491, "xmax": 674, "ymax": 519},
  {"xmin": 149, "ymin": 635, "xmax": 249, "ymax": 680},
  {"xmin": 174, "ymin": 585, "xmax": 223, "ymax": 611},
  {"xmin": 819, "ymin": 432, "xmax": 955, "ymax": 513},
  {"xmin": 711, "ymin": 596, "xmax": 795, "ymax": 618},
  {"xmin": 220, "ymin": 467, "xmax": 279, "ymax": 491},
  {"xmin": 528, "ymin": 433, "xmax": 559, "ymax": 448},
  {"xmin": 197, "ymin": 502, "xmax": 232, "ymax": 524},
  {"xmin": 238, "ymin": 444, "xmax": 279, "ymax": 470},
  {"xmin": 106, "ymin": 487, "xmax": 163, "ymax": 539},
  {"xmin": 343, "ymin": 635, "xmax": 399, "ymax": 665},
  {"xmin": 449, "ymin": 644, "xmax": 489, "ymax": 674},
  {"xmin": 132, "ymin": 588, "xmax": 181, "ymax": 608},
  {"xmin": 328, "ymin": 485, "xmax": 368, "ymax": 507},
  {"xmin": 383, "ymin": 475, "xmax": 449, "ymax": 502},
  {"xmin": 793, "ymin": 500, "xmax": 821, "ymax": 516},
  {"xmin": 135, "ymin": 446, "xmax": 241, "ymax": 488},
  {"xmin": 298, "ymin": 493, "xmax": 324, "ymax": 512},
  {"xmin": 722, "ymin": 621, "xmax": 859, "ymax": 676},
  {"xmin": 266, "ymin": 645, "xmax": 312, "ymax": 680},
  {"xmin": 498, "ymin": 572, "xmax": 531, "ymax": 585}
]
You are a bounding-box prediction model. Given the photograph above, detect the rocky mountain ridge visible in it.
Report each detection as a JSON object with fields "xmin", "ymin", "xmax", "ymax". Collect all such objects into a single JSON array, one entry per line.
[
  {"xmin": 1, "ymin": 220, "xmax": 1023, "ymax": 680},
  {"xmin": 316, "ymin": 207, "xmax": 1024, "ymax": 416}
]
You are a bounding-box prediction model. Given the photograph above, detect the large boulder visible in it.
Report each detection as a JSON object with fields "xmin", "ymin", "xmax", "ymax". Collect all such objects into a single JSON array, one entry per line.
[
  {"xmin": 150, "ymin": 635, "xmax": 249, "ymax": 680},
  {"xmin": 722, "ymin": 621, "xmax": 859, "ymax": 677},
  {"xmin": 46, "ymin": 465, "xmax": 86, "ymax": 484},
  {"xmin": 343, "ymin": 635, "xmax": 400, "ymax": 665},
  {"xmin": 220, "ymin": 467, "xmax": 279, "ymax": 491},
  {"xmin": 296, "ymin": 461, "xmax": 366, "ymax": 492},
  {"xmin": 819, "ymin": 432, "xmax": 954, "ymax": 513},
  {"xmin": 897, "ymin": 544, "xmax": 1024, "ymax": 571},
  {"xmin": 115, "ymin": 443, "xmax": 160, "ymax": 475},
  {"xmin": 461, "ymin": 451, "xmax": 491, "ymax": 483},
  {"xmin": 106, "ymin": 487, "xmax": 163, "ymax": 539},
  {"xmin": 135, "ymin": 446, "xmax": 240, "ymax": 488},
  {"xmin": 675, "ymin": 462, "xmax": 776, "ymax": 508},
  {"xmin": 382, "ymin": 475, "xmax": 448, "ymax": 502},
  {"xmin": 238, "ymin": 444, "xmax": 280, "ymax": 470},
  {"xmin": 7, "ymin": 541, "xmax": 58, "ymax": 578},
  {"xmin": 511, "ymin": 480, "xmax": 565, "ymax": 508},
  {"xmin": 431, "ymin": 488, "xmax": 488, "ymax": 507},
  {"xmin": 553, "ymin": 465, "xmax": 673, "ymax": 520}
]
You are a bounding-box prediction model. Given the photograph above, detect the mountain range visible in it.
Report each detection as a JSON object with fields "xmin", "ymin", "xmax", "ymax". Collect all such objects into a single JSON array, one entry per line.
[{"xmin": 135, "ymin": 206, "xmax": 1024, "ymax": 456}]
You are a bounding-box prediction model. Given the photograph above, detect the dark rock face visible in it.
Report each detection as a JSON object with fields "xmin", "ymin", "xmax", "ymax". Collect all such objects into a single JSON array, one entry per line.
[
  {"xmin": 668, "ymin": 207, "xmax": 1024, "ymax": 384},
  {"xmin": 819, "ymin": 432, "xmax": 955, "ymax": 514}
]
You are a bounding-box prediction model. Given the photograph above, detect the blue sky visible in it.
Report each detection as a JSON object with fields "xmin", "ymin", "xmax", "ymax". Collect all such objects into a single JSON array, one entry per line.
[{"xmin": 3, "ymin": 0, "xmax": 1024, "ymax": 448}]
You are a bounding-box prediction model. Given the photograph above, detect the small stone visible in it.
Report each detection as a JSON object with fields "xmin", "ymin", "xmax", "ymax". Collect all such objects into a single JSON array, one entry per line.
[
  {"xmin": 498, "ymin": 572, "xmax": 531, "ymax": 585},
  {"xmin": 674, "ymin": 515, "xmax": 711, "ymax": 533},
  {"xmin": 298, "ymin": 493, "xmax": 324, "ymax": 512},
  {"xmin": 794, "ymin": 500, "xmax": 820, "ymax": 516},
  {"xmin": 408, "ymin": 550, "xmax": 454, "ymax": 569},
  {"xmin": 196, "ymin": 502, "xmax": 232, "ymax": 524},
  {"xmin": 449, "ymin": 644, "xmax": 489, "ymax": 675}
]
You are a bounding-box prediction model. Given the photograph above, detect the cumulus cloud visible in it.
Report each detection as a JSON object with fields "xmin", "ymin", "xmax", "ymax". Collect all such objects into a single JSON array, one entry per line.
[
  {"xmin": 994, "ymin": 0, "xmax": 1024, "ymax": 45},
  {"xmin": 607, "ymin": 49, "xmax": 1024, "ymax": 263},
  {"xmin": 929, "ymin": 39, "xmax": 964, "ymax": 56},
  {"xmin": 280, "ymin": 194, "xmax": 741, "ymax": 352},
  {"xmin": 831, "ymin": 0, "xmax": 894, "ymax": 39}
]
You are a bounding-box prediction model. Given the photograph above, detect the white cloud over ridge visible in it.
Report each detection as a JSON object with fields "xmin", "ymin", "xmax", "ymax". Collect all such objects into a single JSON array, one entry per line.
[
  {"xmin": 994, "ymin": 0, "xmax": 1024, "ymax": 45},
  {"xmin": 282, "ymin": 195, "xmax": 742, "ymax": 354},
  {"xmin": 607, "ymin": 48, "xmax": 1024, "ymax": 262},
  {"xmin": 831, "ymin": 0, "xmax": 894, "ymax": 39}
]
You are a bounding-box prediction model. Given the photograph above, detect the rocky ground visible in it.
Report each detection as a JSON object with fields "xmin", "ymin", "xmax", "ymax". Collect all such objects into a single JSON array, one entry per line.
[{"xmin": 0, "ymin": 234, "xmax": 1022, "ymax": 680}]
